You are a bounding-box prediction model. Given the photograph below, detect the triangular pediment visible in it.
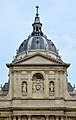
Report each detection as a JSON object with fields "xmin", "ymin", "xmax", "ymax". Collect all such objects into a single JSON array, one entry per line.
[
  {"xmin": 11, "ymin": 53, "xmax": 67, "ymax": 66},
  {"xmin": 18, "ymin": 55, "xmax": 57, "ymax": 65}
]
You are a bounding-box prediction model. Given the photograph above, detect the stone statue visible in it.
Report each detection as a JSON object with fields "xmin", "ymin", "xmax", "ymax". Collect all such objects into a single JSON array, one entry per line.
[
  {"xmin": 49, "ymin": 82, "xmax": 54, "ymax": 92},
  {"xmin": 22, "ymin": 82, "xmax": 27, "ymax": 93}
]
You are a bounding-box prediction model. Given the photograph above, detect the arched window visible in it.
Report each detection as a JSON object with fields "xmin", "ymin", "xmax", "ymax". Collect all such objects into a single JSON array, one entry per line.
[{"xmin": 32, "ymin": 73, "xmax": 44, "ymax": 80}]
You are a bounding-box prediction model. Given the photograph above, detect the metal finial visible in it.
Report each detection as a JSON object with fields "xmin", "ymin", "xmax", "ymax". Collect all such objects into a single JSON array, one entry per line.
[{"xmin": 36, "ymin": 6, "xmax": 39, "ymax": 17}]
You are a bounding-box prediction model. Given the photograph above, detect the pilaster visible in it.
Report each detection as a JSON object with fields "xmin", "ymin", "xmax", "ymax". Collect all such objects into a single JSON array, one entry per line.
[
  {"xmin": 63, "ymin": 71, "xmax": 69, "ymax": 97},
  {"xmin": 27, "ymin": 70, "xmax": 32, "ymax": 98},
  {"xmin": 8, "ymin": 69, "xmax": 14, "ymax": 98},
  {"xmin": 44, "ymin": 70, "xmax": 49, "ymax": 98},
  {"xmin": 18, "ymin": 70, "xmax": 22, "ymax": 97},
  {"xmin": 59, "ymin": 71, "xmax": 64, "ymax": 97},
  {"xmin": 55, "ymin": 70, "xmax": 59, "ymax": 97},
  {"xmin": 13, "ymin": 70, "xmax": 19, "ymax": 97}
]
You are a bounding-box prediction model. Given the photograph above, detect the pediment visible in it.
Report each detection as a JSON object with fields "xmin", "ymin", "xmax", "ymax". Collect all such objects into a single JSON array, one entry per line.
[
  {"xmin": 12, "ymin": 53, "xmax": 66, "ymax": 66},
  {"xmin": 18, "ymin": 56, "xmax": 57, "ymax": 65}
]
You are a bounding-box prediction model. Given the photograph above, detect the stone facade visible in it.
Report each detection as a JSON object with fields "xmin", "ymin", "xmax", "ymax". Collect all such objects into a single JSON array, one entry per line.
[{"xmin": 0, "ymin": 6, "xmax": 76, "ymax": 120}]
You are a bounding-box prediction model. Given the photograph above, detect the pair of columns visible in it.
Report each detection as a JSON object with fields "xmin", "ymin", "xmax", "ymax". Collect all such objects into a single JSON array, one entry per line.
[
  {"xmin": 6, "ymin": 115, "xmax": 64, "ymax": 120},
  {"xmin": 46, "ymin": 116, "xmax": 64, "ymax": 120},
  {"xmin": 5, "ymin": 116, "xmax": 21, "ymax": 120},
  {"xmin": 13, "ymin": 116, "xmax": 21, "ymax": 120},
  {"xmin": 6, "ymin": 116, "xmax": 31, "ymax": 120},
  {"xmin": 13, "ymin": 116, "xmax": 31, "ymax": 120}
]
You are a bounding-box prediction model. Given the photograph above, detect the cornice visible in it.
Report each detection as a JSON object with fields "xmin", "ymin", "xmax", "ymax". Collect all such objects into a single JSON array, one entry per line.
[
  {"xmin": 6, "ymin": 64, "xmax": 70, "ymax": 68},
  {"xmin": 0, "ymin": 106, "xmax": 76, "ymax": 111},
  {"xmin": 6, "ymin": 53, "xmax": 70, "ymax": 68}
]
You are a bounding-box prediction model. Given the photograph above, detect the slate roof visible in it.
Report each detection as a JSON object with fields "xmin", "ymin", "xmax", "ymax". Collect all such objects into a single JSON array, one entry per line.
[
  {"xmin": 2, "ymin": 82, "xmax": 9, "ymax": 92},
  {"xmin": 68, "ymin": 82, "xmax": 73, "ymax": 92}
]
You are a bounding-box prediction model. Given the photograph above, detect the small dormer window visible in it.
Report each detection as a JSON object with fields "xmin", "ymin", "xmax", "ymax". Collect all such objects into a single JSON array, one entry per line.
[{"xmin": 32, "ymin": 73, "xmax": 44, "ymax": 80}]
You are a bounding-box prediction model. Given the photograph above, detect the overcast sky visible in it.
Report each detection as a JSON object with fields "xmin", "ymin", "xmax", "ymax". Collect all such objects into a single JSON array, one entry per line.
[{"xmin": 0, "ymin": 0, "xmax": 76, "ymax": 86}]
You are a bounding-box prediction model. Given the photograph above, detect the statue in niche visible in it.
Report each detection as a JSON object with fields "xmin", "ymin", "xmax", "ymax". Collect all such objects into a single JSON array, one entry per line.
[
  {"xmin": 22, "ymin": 82, "xmax": 27, "ymax": 93},
  {"xmin": 49, "ymin": 82, "xmax": 54, "ymax": 92}
]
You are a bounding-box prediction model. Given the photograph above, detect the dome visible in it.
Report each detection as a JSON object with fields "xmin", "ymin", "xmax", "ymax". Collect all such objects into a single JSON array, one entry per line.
[
  {"xmin": 17, "ymin": 6, "xmax": 58, "ymax": 55},
  {"xmin": 17, "ymin": 35, "xmax": 57, "ymax": 54}
]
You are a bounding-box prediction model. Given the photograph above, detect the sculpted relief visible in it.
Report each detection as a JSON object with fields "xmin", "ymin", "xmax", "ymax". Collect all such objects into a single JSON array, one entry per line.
[
  {"xmin": 32, "ymin": 73, "xmax": 44, "ymax": 93},
  {"xmin": 32, "ymin": 80, "xmax": 44, "ymax": 93}
]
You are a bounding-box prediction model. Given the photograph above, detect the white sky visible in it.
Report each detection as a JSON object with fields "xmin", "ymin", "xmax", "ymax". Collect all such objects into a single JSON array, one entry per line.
[{"xmin": 0, "ymin": 0, "xmax": 76, "ymax": 86}]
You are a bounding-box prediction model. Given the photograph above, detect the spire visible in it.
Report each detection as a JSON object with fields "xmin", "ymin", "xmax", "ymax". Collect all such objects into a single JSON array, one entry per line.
[
  {"xmin": 36, "ymin": 6, "xmax": 39, "ymax": 17},
  {"xmin": 31, "ymin": 6, "xmax": 43, "ymax": 36},
  {"xmin": 34, "ymin": 6, "xmax": 40, "ymax": 23}
]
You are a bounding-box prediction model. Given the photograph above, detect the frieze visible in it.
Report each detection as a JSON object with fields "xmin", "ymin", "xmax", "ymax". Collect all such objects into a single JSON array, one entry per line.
[
  {"xmin": 49, "ymin": 71, "xmax": 55, "ymax": 75},
  {"xmin": 21, "ymin": 78, "xmax": 28, "ymax": 80},
  {"xmin": 13, "ymin": 70, "xmax": 22, "ymax": 74},
  {"xmin": 21, "ymin": 71, "xmax": 27, "ymax": 75},
  {"xmin": 49, "ymin": 75, "xmax": 55, "ymax": 79},
  {"xmin": 48, "ymin": 78, "xmax": 55, "ymax": 81}
]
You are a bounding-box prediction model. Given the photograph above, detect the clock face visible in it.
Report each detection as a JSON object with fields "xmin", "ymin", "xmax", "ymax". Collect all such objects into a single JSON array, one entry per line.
[{"xmin": 36, "ymin": 84, "xmax": 41, "ymax": 90}]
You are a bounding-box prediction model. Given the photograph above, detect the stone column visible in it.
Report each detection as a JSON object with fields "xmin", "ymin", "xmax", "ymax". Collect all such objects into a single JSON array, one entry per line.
[
  {"xmin": 28, "ymin": 116, "xmax": 31, "ymax": 120},
  {"xmin": 18, "ymin": 116, "xmax": 21, "ymax": 120},
  {"xmin": 5, "ymin": 118, "xmax": 9, "ymax": 120},
  {"xmin": 46, "ymin": 115, "xmax": 49, "ymax": 120},
  {"xmin": 56, "ymin": 116, "xmax": 59, "ymax": 120},
  {"xmin": 13, "ymin": 116, "xmax": 16, "ymax": 120},
  {"xmin": 68, "ymin": 117, "xmax": 70, "ymax": 120},
  {"xmin": 8, "ymin": 117, "xmax": 12, "ymax": 120},
  {"xmin": 5, "ymin": 117, "xmax": 12, "ymax": 120},
  {"xmin": 61, "ymin": 116, "xmax": 64, "ymax": 120},
  {"xmin": 65, "ymin": 116, "xmax": 68, "ymax": 120}
]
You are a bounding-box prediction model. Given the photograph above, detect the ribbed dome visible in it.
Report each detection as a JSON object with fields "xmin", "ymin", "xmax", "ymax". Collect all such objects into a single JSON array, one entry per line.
[
  {"xmin": 17, "ymin": 6, "xmax": 58, "ymax": 55},
  {"xmin": 17, "ymin": 35, "xmax": 57, "ymax": 54}
]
